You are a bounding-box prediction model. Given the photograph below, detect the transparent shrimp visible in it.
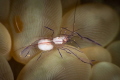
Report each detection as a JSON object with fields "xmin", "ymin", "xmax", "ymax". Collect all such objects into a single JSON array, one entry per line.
[
  {"xmin": 19, "ymin": 0, "xmax": 101, "ymax": 66},
  {"xmin": 41, "ymin": 27, "xmax": 94, "ymax": 65},
  {"xmin": 18, "ymin": 25, "xmax": 94, "ymax": 65},
  {"xmin": 37, "ymin": 0, "xmax": 101, "ymax": 65},
  {"xmin": 49, "ymin": 0, "xmax": 102, "ymax": 65}
]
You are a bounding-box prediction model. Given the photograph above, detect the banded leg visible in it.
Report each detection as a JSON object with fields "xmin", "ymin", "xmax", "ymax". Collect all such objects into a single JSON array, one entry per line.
[
  {"xmin": 61, "ymin": 47, "xmax": 93, "ymax": 65},
  {"xmin": 61, "ymin": 27, "xmax": 101, "ymax": 46},
  {"xmin": 44, "ymin": 26, "xmax": 54, "ymax": 37},
  {"xmin": 57, "ymin": 49, "xmax": 63, "ymax": 58},
  {"xmin": 37, "ymin": 51, "xmax": 45, "ymax": 61},
  {"xmin": 75, "ymin": 32, "xmax": 102, "ymax": 46}
]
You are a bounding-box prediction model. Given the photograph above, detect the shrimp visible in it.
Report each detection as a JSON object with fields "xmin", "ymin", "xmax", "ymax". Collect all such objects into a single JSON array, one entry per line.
[{"xmin": 19, "ymin": 0, "xmax": 101, "ymax": 65}]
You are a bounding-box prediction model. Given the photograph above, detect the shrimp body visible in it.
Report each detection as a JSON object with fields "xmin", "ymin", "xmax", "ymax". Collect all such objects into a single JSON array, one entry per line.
[
  {"xmin": 38, "ymin": 39, "xmax": 54, "ymax": 51},
  {"xmin": 53, "ymin": 36, "xmax": 68, "ymax": 44}
]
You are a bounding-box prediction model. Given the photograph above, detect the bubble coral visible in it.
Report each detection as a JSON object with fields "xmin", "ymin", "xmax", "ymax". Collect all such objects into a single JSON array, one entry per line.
[
  {"xmin": 91, "ymin": 62, "xmax": 120, "ymax": 80},
  {"xmin": 9, "ymin": 0, "xmax": 62, "ymax": 64},
  {"xmin": 0, "ymin": 54, "xmax": 14, "ymax": 80},
  {"xmin": 17, "ymin": 45, "xmax": 92, "ymax": 80},
  {"xmin": 81, "ymin": 46, "xmax": 112, "ymax": 63},
  {"xmin": 61, "ymin": 3, "xmax": 119, "ymax": 48},
  {"xmin": 0, "ymin": 23, "xmax": 11, "ymax": 60},
  {"xmin": 107, "ymin": 41, "xmax": 120, "ymax": 67},
  {"xmin": 0, "ymin": 0, "xmax": 120, "ymax": 80}
]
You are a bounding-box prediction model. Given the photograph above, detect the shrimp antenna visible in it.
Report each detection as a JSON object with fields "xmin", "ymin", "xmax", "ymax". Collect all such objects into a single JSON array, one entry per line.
[
  {"xmin": 44, "ymin": 26, "xmax": 54, "ymax": 37},
  {"xmin": 61, "ymin": 27, "xmax": 102, "ymax": 46},
  {"xmin": 73, "ymin": 0, "xmax": 79, "ymax": 32}
]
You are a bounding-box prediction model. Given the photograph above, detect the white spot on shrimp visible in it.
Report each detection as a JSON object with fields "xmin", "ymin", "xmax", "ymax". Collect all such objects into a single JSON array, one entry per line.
[{"xmin": 38, "ymin": 39, "xmax": 54, "ymax": 51}]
